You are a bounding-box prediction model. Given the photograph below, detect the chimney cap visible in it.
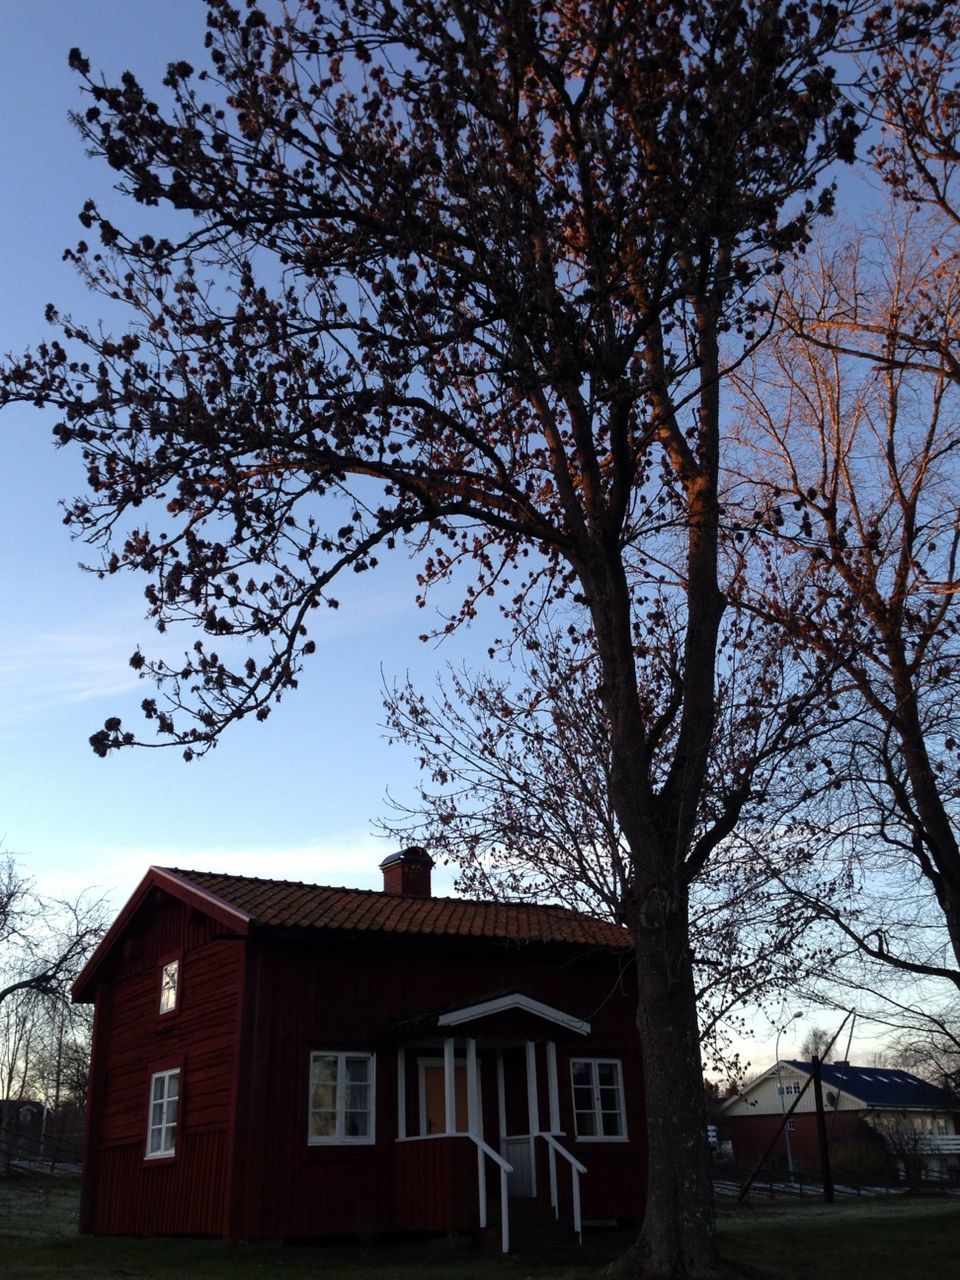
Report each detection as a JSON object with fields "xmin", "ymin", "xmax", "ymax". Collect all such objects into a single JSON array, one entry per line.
[{"xmin": 379, "ymin": 846, "xmax": 434, "ymax": 870}]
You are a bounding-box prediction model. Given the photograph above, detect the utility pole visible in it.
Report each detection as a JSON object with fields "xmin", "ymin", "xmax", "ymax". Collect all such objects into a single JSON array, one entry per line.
[{"xmin": 811, "ymin": 1055, "xmax": 834, "ymax": 1204}]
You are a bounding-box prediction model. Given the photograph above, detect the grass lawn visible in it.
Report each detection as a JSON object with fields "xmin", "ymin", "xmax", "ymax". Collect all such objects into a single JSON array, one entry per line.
[
  {"xmin": 717, "ymin": 1197, "xmax": 960, "ymax": 1280},
  {"xmin": 2, "ymin": 1175, "xmax": 957, "ymax": 1278}
]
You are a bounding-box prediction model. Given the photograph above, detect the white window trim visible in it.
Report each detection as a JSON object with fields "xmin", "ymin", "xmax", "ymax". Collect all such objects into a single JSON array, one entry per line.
[
  {"xmin": 570, "ymin": 1057, "xmax": 628, "ymax": 1142},
  {"xmin": 146, "ymin": 1067, "xmax": 180, "ymax": 1159},
  {"xmin": 308, "ymin": 1051, "xmax": 376, "ymax": 1146}
]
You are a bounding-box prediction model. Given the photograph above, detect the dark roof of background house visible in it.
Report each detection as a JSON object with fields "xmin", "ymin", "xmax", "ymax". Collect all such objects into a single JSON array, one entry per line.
[
  {"xmin": 785, "ymin": 1061, "xmax": 960, "ymax": 1111},
  {"xmin": 161, "ymin": 867, "xmax": 631, "ymax": 950}
]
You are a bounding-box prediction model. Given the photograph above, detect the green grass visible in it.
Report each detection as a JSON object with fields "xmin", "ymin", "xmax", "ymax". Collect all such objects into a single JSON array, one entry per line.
[
  {"xmin": 717, "ymin": 1197, "xmax": 960, "ymax": 1280},
  {"xmin": 2, "ymin": 1176, "xmax": 958, "ymax": 1278}
]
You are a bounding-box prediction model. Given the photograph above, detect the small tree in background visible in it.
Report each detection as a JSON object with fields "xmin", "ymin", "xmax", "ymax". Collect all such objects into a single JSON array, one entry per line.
[{"xmin": 0, "ymin": 854, "xmax": 105, "ymax": 1014}]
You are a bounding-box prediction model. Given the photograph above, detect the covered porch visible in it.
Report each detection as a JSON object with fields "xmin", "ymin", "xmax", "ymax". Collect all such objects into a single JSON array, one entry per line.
[{"xmin": 388, "ymin": 992, "xmax": 592, "ymax": 1251}]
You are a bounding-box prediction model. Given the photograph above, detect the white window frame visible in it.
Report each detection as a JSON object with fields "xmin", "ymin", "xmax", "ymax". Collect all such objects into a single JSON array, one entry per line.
[
  {"xmin": 570, "ymin": 1057, "xmax": 627, "ymax": 1142},
  {"xmin": 146, "ymin": 1068, "xmax": 180, "ymax": 1158},
  {"xmin": 159, "ymin": 959, "xmax": 179, "ymax": 1015},
  {"xmin": 307, "ymin": 1051, "xmax": 375, "ymax": 1145}
]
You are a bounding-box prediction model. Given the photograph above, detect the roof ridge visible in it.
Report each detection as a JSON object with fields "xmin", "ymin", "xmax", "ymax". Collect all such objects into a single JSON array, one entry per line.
[{"xmin": 163, "ymin": 866, "xmax": 614, "ymax": 921}]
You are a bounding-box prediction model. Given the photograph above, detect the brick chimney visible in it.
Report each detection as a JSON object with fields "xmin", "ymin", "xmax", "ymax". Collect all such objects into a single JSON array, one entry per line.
[{"xmin": 379, "ymin": 847, "xmax": 434, "ymax": 897}]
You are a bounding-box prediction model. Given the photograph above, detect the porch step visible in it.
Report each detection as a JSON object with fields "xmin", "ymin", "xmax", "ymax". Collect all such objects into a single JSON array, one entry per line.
[
  {"xmin": 483, "ymin": 1199, "xmax": 637, "ymax": 1263},
  {"xmin": 487, "ymin": 1199, "xmax": 585, "ymax": 1260}
]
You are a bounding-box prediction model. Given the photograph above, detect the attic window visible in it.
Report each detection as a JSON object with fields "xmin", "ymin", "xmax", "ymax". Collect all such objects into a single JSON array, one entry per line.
[{"xmin": 159, "ymin": 960, "xmax": 179, "ymax": 1015}]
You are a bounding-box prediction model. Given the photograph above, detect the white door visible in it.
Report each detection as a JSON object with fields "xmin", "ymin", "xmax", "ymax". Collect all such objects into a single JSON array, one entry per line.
[{"xmin": 504, "ymin": 1136, "xmax": 534, "ymax": 1197}]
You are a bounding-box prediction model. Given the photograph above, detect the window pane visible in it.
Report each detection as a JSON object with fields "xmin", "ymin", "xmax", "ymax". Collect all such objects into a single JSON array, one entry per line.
[
  {"xmin": 311, "ymin": 1083, "xmax": 336, "ymax": 1112},
  {"xmin": 573, "ymin": 1085, "xmax": 594, "ymax": 1111},
  {"xmin": 348, "ymin": 1085, "xmax": 371, "ymax": 1116},
  {"xmin": 575, "ymin": 1110, "xmax": 597, "ymax": 1136},
  {"xmin": 167, "ymin": 1072, "xmax": 180, "ymax": 1100},
  {"xmin": 344, "ymin": 1110, "xmax": 370, "ymax": 1137},
  {"xmin": 310, "ymin": 1110, "xmax": 336, "ymax": 1138},
  {"xmin": 345, "ymin": 1057, "xmax": 369, "ymax": 1084},
  {"xmin": 599, "ymin": 1086, "xmax": 620, "ymax": 1112},
  {"xmin": 571, "ymin": 1062, "xmax": 591, "ymax": 1087},
  {"xmin": 311, "ymin": 1056, "xmax": 337, "ymax": 1084},
  {"xmin": 601, "ymin": 1110, "xmax": 623, "ymax": 1136},
  {"xmin": 597, "ymin": 1064, "xmax": 619, "ymax": 1088},
  {"xmin": 152, "ymin": 1076, "xmax": 166, "ymax": 1103}
]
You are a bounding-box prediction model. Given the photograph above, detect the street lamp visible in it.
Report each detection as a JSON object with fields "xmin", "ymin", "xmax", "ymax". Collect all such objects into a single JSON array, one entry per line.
[{"xmin": 775, "ymin": 1011, "xmax": 803, "ymax": 1179}]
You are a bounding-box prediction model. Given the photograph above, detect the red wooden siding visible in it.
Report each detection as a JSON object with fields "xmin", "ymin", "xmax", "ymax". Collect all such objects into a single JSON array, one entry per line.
[
  {"xmin": 722, "ymin": 1111, "xmax": 888, "ymax": 1177},
  {"xmin": 83, "ymin": 890, "xmax": 244, "ymax": 1236},
  {"xmin": 393, "ymin": 1137, "xmax": 478, "ymax": 1231},
  {"xmin": 82, "ymin": 878, "xmax": 647, "ymax": 1240},
  {"xmin": 94, "ymin": 1130, "xmax": 227, "ymax": 1235},
  {"xmin": 228, "ymin": 933, "xmax": 646, "ymax": 1238}
]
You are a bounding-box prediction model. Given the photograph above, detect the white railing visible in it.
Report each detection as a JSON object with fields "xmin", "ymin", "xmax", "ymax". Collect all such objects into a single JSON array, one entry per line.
[
  {"xmin": 470, "ymin": 1135, "xmax": 513, "ymax": 1253},
  {"xmin": 540, "ymin": 1132, "xmax": 587, "ymax": 1243},
  {"xmin": 915, "ymin": 1134, "xmax": 960, "ymax": 1153}
]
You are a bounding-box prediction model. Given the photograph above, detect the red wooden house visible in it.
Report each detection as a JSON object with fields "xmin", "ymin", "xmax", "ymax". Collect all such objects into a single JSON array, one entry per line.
[{"xmin": 72, "ymin": 848, "xmax": 647, "ymax": 1248}]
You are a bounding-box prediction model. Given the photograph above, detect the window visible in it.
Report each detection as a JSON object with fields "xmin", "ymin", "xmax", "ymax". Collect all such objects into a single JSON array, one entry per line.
[
  {"xmin": 159, "ymin": 960, "xmax": 179, "ymax": 1015},
  {"xmin": 308, "ymin": 1052, "xmax": 374, "ymax": 1144},
  {"xmin": 571, "ymin": 1058, "xmax": 626, "ymax": 1140},
  {"xmin": 146, "ymin": 1068, "xmax": 180, "ymax": 1158}
]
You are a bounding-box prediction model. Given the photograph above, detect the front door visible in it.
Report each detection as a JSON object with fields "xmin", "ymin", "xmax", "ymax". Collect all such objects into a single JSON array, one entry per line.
[
  {"xmin": 504, "ymin": 1136, "xmax": 535, "ymax": 1197},
  {"xmin": 420, "ymin": 1060, "xmax": 469, "ymax": 1134}
]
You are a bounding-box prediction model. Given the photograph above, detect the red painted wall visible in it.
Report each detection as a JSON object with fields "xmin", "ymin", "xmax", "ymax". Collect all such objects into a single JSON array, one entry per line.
[
  {"xmin": 83, "ymin": 894, "xmax": 646, "ymax": 1240},
  {"xmin": 722, "ymin": 1111, "xmax": 893, "ymax": 1178},
  {"xmin": 81, "ymin": 889, "xmax": 245, "ymax": 1235},
  {"xmin": 229, "ymin": 932, "xmax": 646, "ymax": 1238}
]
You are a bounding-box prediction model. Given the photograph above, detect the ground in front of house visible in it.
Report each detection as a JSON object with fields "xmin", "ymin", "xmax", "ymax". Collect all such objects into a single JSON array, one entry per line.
[{"xmin": 1, "ymin": 1175, "xmax": 958, "ymax": 1279}]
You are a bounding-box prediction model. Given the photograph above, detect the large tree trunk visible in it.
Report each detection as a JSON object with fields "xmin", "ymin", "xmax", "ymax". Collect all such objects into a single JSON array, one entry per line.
[
  {"xmin": 887, "ymin": 654, "xmax": 960, "ymax": 976},
  {"xmin": 606, "ymin": 902, "xmax": 730, "ymax": 1279}
]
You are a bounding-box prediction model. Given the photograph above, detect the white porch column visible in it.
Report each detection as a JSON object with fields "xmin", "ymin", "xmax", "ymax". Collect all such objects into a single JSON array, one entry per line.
[
  {"xmin": 546, "ymin": 1040, "xmax": 559, "ymax": 1213},
  {"xmin": 466, "ymin": 1037, "xmax": 480, "ymax": 1136},
  {"xmin": 496, "ymin": 1050, "xmax": 507, "ymax": 1140},
  {"xmin": 444, "ymin": 1035, "xmax": 457, "ymax": 1134},
  {"xmin": 397, "ymin": 1046, "xmax": 406, "ymax": 1139},
  {"xmin": 467, "ymin": 1037, "xmax": 486, "ymax": 1227},
  {"xmin": 526, "ymin": 1040, "xmax": 539, "ymax": 1196},
  {"xmin": 526, "ymin": 1040, "xmax": 540, "ymax": 1134},
  {"xmin": 546, "ymin": 1040, "xmax": 560, "ymax": 1132}
]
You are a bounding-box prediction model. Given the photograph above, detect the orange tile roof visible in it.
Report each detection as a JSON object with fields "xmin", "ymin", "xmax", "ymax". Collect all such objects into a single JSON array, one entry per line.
[{"xmin": 160, "ymin": 867, "xmax": 630, "ymax": 950}]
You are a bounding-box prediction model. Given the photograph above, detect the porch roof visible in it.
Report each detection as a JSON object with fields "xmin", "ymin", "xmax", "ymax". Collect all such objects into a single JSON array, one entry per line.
[{"xmin": 380, "ymin": 989, "xmax": 591, "ymax": 1039}]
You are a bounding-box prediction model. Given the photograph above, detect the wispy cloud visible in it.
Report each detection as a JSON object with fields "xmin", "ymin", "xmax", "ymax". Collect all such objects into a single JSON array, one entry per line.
[
  {"xmin": 32, "ymin": 831, "xmax": 459, "ymax": 911},
  {"xmin": 0, "ymin": 629, "xmax": 140, "ymax": 717}
]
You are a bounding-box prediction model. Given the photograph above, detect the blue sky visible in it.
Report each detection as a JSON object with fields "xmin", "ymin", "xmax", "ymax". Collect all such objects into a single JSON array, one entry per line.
[{"xmin": 0, "ymin": 1, "xmax": 491, "ymax": 905}]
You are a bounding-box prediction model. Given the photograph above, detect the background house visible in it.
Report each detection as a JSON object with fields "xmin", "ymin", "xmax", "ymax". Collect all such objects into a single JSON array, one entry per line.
[
  {"xmin": 719, "ymin": 1060, "xmax": 960, "ymax": 1184},
  {"xmin": 72, "ymin": 849, "xmax": 647, "ymax": 1246}
]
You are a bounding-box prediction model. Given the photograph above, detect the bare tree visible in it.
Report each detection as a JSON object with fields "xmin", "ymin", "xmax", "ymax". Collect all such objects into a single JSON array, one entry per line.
[
  {"xmin": 734, "ymin": 207, "xmax": 960, "ymax": 992},
  {"xmin": 799, "ymin": 1025, "xmax": 833, "ymax": 1062},
  {"xmin": 0, "ymin": 5, "xmax": 870, "ymax": 1274},
  {"xmin": 382, "ymin": 615, "xmax": 839, "ymax": 1077},
  {"xmin": 0, "ymin": 853, "xmax": 106, "ymax": 1013}
]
